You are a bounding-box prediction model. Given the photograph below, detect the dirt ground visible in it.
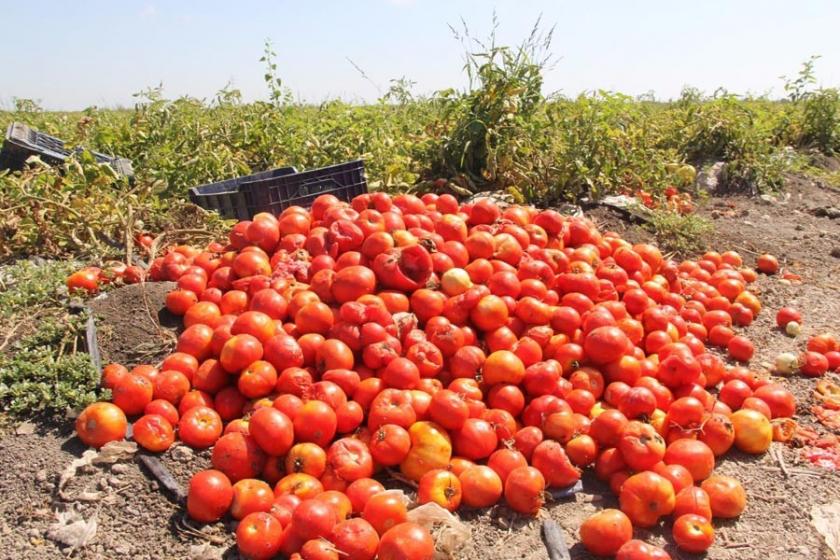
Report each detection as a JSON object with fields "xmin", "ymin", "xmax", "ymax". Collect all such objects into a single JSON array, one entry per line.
[{"xmin": 0, "ymin": 174, "xmax": 839, "ymax": 560}]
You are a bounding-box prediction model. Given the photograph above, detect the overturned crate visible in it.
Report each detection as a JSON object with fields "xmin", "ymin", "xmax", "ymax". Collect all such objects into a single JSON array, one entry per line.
[{"xmin": 0, "ymin": 122, "xmax": 133, "ymax": 177}]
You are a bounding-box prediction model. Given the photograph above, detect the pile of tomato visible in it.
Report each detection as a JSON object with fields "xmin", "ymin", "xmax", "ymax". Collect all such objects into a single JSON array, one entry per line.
[{"xmin": 73, "ymin": 191, "xmax": 820, "ymax": 559}]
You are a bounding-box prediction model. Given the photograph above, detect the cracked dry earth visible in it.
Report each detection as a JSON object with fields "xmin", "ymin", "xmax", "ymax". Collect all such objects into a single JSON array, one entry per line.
[{"xmin": 0, "ymin": 175, "xmax": 839, "ymax": 560}]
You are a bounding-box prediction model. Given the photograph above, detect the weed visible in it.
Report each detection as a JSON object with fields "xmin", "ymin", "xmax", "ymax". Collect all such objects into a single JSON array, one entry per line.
[
  {"xmin": 0, "ymin": 42, "xmax": 836, "ymax": 261},
  {"xmin": 646, "ymin": 209, "xmax": 714, "ymax": 256},
  {"xmin": 0, "ymin": 314, "xmax": 101, "ymax": 415},
  {"xmin": 0, "ymin": 260, "xmax": 102, "ymax": 416},
  {"xmin": 0, "ymin": 260, "xmax": 76, "ymax": 317}
]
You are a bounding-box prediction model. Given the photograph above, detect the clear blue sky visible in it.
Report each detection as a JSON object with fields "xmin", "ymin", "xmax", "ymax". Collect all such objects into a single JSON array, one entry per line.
[{"xmin": 2, "ymin": 0, "xmax": 839, "ymax": 110}]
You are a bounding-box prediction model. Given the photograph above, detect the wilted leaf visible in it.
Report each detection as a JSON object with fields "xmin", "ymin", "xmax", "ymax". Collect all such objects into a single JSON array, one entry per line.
[
  {"xmin": 47, "ymin": 511, "xmax": 97, "ymax": 550},
  {"xmin": 58, "ymin": 440, "xmax": 137, "ymax": 501}
]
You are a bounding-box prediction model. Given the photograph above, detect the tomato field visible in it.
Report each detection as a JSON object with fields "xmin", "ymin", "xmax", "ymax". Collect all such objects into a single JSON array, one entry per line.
[{"xmin": 1, "ymin": 34, "xmax": 840, "ymax": 560}]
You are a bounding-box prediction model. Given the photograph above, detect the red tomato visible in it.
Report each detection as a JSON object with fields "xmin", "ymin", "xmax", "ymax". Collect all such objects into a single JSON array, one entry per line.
[
  {"xmin": 187, "ymin": 469, "xmax": 233, "ymax": 523},
  {"xmin": 133, "ymin": 414, "xmax": 175, "ymax": 452},
  {"xmin": 377, "ymin": 522, "xmax": 435, "ymax": 560},
  {"xmin": 178, "ymin": 406, "xmax": 223, "ymax": 448},
  {"xmin": 75, "ymin": 402, "xmax": 127, "ymax": 448}
]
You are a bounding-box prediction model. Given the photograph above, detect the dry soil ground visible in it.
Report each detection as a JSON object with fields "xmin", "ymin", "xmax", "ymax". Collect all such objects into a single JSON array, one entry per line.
[{"xmin": 0, "ymin": 174, "xmax": 839, "ymax": 560}]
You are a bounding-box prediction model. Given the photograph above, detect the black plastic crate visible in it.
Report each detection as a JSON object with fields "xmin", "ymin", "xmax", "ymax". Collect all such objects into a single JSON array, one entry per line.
[
  {"xmin": 0, "ymin": 122, "xmax": 133, "ymax": 177},
  {"xmin": 190, "ymin": 160, "xmax": 368, "ymax": 220},
  {"xmin": 188, "ymin": 166, "xmax": 299, "ymax": 220}
]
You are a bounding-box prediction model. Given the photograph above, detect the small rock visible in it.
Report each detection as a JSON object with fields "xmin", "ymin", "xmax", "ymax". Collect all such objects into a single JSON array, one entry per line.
[
  {"xmin": 759, "ymin": 194, "xmax": 777, "ymax": 204},
  {"xmin": 795, "ymin": 224, "xmax": 805, "ymax": 231},
  {"xmin": 171, "ymin": 445, "xmax": 194, "ymax": 462},
  {"xmin": 812, "ymin": 206, "xmax": 840, "ymax": 219},
  {"xmin": 831, "ymin": 247, "xmax": 840, "ymax": 259},
  {"xmin": 107, "ymin": 476, "xmax": 125, "ymax": 487},
  {"xmin": 26, "ymin": 528, "xmax": 41, "ymax": 538},
  {"xmin": 16, "ymin": 422, "xmax": 36, "ymax": 435},
  {"xmin": 113, "ymin": 544, "xmax": 131, "ymax": 555},
  {"xmin": 98, "ymin": 477, "xmax": 110, "ymax": 490},
  {"xmin": 35, "ymin": 470, "xmax": 48, "ymax": 482},
  {"xmin": 696, "ymin": 161, "xmax": 726, "ymax": 193},
  {"xmin": 111, "ymin": 463, "xmax": 129, "ymax": 474},
  {"xmin": 125, "ymin": 507, "xmax": 140, "ymax": 517}
]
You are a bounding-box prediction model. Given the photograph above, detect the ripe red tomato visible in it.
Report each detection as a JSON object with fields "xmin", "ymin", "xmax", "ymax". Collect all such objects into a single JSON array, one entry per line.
[
  {"xmin": 153, "ymin": 369, "xmax": 191, "ymax": 405},
  {"xmin": 327, "ymin": 437, "xmax": 374, "ymax": 482},
  {"xmin": 249, "ymin": 407, "xmax": 294, "ymax": 456},
  {"xmin": 672, "ymin": 513, "xmax": 715, "ymax": 553},
  {"xmin": 674, "ymin": 486, "xmax": 713, "ymax": 519},
  {"xmin": 293, "ymin": 400, "xmax": 338, "ymax": 448},
  {"xmin": 800, "ymin": 351, "xmax": 829, "ymax": 377},
  {"xmin": 178, "ymin": 406, "xmax": 223, "ymax": 448},
  {"xmin": 701, "ymin": 475, "xmax": 746, "ymax": 518},
  {"xmin": 756, "ymin": 254, "xmax": 779, "ymax": 274},
  {"xmin": 503, "ymin": 466, "xmax": 545, "ymax": 515},
  {"xmin": 330, "ymin": 517, "xmax": 379, "ymax": 560},
  {"xmin": 220, "ymin": 334, "xmax": 264, "ymax": 373},
  {"xmin": 457, "ymin": 465, "xmax": 503, "ymax": 508},
  {"xmin": 66, "ymin": 269, "xmax": 100, "ymax": 293},
  {"xmin": 369, "ymin": 424, "xmax": 411, "ymax": 466},
  {"xmin": 428, "ymin": 389, "xmax": 469, "ymax": 430},
  {"xmin": 618, "ymin": 421, "xmax": 666, "ymax": 471},
  {"xmin": 231, "ymin": 478, "xmax": 274, "ymax": 520},
  {"xmin": 619, "ymin": 471, "xmax": 676, "ymax": 527},
  {"xmin": 187, "ymin": 469, "xmax": 233, "ymax": 523},
  {"xmin": 664, "ymin": 439, "xmax": 715, "ymax": 481},
  {"xmin": 345, "ymin": 478, "xmax": 386, "ymax": 514},
  {"xmin": 376, "ymin": 522, "xmax": 435, "ymax": 560},
  {"xmin": 212, "ymin": 432, "xmax": 268, "ymax": 482},
  {"xmin": 727, "ymin": 335, "xmax": 754, "ymax": 362},
  {"xmin": 652, "ymin": 463, "xmax": 693, "ymax": 495},
  {"xmin": 275, "ymin": 473, "xmax": 324, "ymax": 501},
  {"xmin": 452, "ymin": 418, "xmax": 498, "ymax": 460},
  {"xmin": 144, "ymin": 399, "xmax": 179, "ymax": 425},
  {"xmin": 133, "ymin": 414, "xmax": 175, "ymax": 452},
  {"xmin": 290, "ymin": 498, "xmax": 338, "ymax": 542},
  {"xmin": 102, "ymin": 363, "xmax": 129, "ymax": 389},
  {"xmin": 112, "ymin": 373, "xmax": 153, "ymax": 415},
  {"xmin": 415, "ymin": 469, "xmax": 461, "ymax": 512},
  {"xmin": 580, "ymin": 509, "xmax": 633, "ymax": 556},
  {"xmin": 615, "ymin": 540, "xmax": 671, "ymax": 560},
  {"xmin": 531, "ymin": 440, "xmax": 581, "ymax": 488},
  {"xmin": 362, "ymin": 491, "xmax": 407, "ymax": 536},
  {"xmin": 236, "ymin": 512, "xmax": 283, "ymax": 559},
  {"xmin": 75, "ymin": 402, "xmax": 127, "ymax": 448}
]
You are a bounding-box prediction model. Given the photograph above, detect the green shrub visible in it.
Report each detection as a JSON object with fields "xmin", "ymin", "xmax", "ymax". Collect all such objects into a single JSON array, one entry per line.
[
  {"xmin": 801, "ymin": 88, "xmax": 840, "ymax": 154},
  {"xmin": 0, "ymin": 260, "xmax": 103, "ymax": 416},
  {"xmin": 0, "ymin": 315, "xmax": 102, "ymax": 415},
  {"xmin": 646, "ymin": 209, "xmax": 713, "ymax": 255}
]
